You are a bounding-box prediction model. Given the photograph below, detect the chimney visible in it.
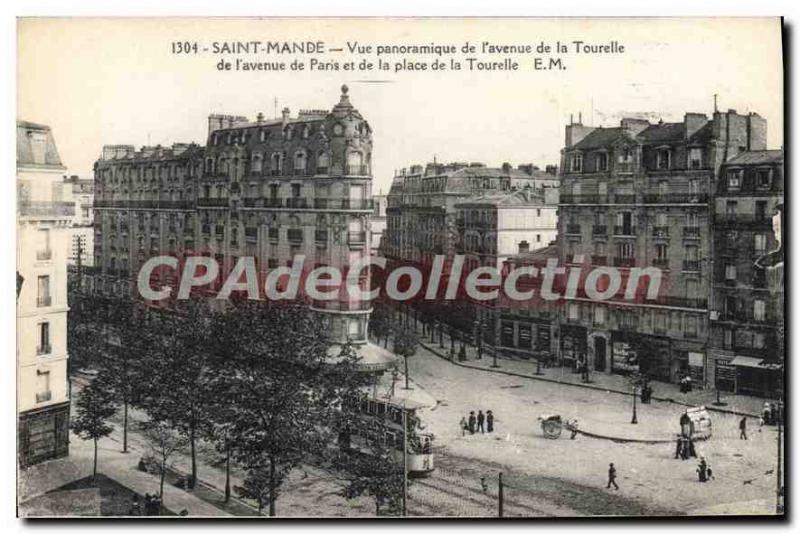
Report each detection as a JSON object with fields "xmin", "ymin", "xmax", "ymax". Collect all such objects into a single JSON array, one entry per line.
[
  {"xmin": 620, "ymin": 118, "xmax": 650, "ymax": 135},
  {"xmin": 282, "ymin": 107, "xmax": 291, "ymax": 125},
  {"xmin": 518, "ymin": 240, "xmax": 530, "ymax": 254},
  {"xmin": 684, "ymin": 113, "xmax": 708, "ymax": 140},
  {"xmin": 256, "ymin": 112, "xmax": 265, "ymax": 124},
  {"xmin": 501, "ymin": 162, "xmax": 512, "ymax": 174},
  {"xmin": 545, "ymin": 164, "xmax": 558, "ymax": 176}
]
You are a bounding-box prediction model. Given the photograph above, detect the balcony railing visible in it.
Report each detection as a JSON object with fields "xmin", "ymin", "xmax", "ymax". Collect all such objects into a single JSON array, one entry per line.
[
  {"xmin": 652, "ymin": 226, "xmax": 670, "ymax": 238},
  {"xmin": 36, "ymin": 344, "xmax": 52, "ymax": 356},
  {"xmin": 613, "ymin": 226, "xmax": 637, "ymax": 237},
  {"xmin": 36, "ymin": 250, "xmax": 53, "ymax": 261},
  {"xmin": 315, "ymin": 167, "xmax": 329, "ymax": 175},
  {"xmin": 286, "ymin": 198, "xmax": 308, "ymax": 209},
  {"xmin": 341, "ymin": 198, "xmax": 374, "ymax": 210},
  {"xmin": 268, "ymin": 228, "xmax": 279, "ymax": 240},
  {"xmin": 652, "ymin": 258, "xmax": 670, "ymax": 268},
  {"xmin": 714, "ymin": 213, "xmax": 773, "ymax": 228},
  {"xmin": 591, "ymin": 255, "xmax": 607, "ymax": 265},
  {"xmin": 37, "ymin": 296, "xmax": 52, "ymax": 307},
  {"xmin": 565, "ymin": 224, "xmax": 581, "ymax": 235},
  {"xmin": 643, "ymin": 193, "xmax": 708, "ymax": 204},
  {"xmin": 36, "ymin": 391, "xmax": 52, "ymax": 403},
  {"xmin": 348, "ymin": 231, "xmax": 367, "ymax": 245},
  {"xmin": 315, "ymin": 229, "xmax": 328, "ymax": 243},
  {"xmin": 245, "ymin": 227, "xmax": 258, "ymax": 241},
  {"xmin": 682, "ymin": 260, "xmax": 702, "ymax": 272},
  {"xmin": 197, "ymin": 197, "xmax": 229, "ymax": 207},
  {"xmin": 682, "ymin": 226, "xmax": 701, "ymax": 239},
  {"xmin": 345, "ymin": 164, "xmax": 370, "ymax": 176},
  {"xmin": 592, "ymin": 225, "xmax": 607, "ymax": 236},
  {"xmin": 559, "ymin": 194, "xmax": 600, "ymax": 204},
  {"xmin": 18, "ymin": 201, "xmax": 75, "ymax": 217},
  {"xmin": 614, "ymin": 194, "xmax": 636, "ymax": 204},
  {"xmin": 613, "ymin": 257, "xmax": 635, "ymax": 267}
]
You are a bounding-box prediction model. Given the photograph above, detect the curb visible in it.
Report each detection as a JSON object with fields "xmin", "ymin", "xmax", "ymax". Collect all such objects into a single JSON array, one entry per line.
[{"xmin": 418, "ymin": 341, "xmax": 760, "ymax": 420}]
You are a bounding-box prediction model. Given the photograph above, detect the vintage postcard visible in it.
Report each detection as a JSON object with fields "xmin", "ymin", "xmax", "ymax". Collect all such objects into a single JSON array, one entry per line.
[{"xmin": 16, "ymin": 17, "xmax": 784, "ymax": 518}]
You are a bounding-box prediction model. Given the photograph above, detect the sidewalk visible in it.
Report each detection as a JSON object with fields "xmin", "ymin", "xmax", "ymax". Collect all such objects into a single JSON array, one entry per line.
[
  {"xmin": 19, "ymin": 433, "xmax": 230, "ymax": 517},
  {"xmin": 405, "ymin": 324, "xmax": 765, "ymax": 419}
]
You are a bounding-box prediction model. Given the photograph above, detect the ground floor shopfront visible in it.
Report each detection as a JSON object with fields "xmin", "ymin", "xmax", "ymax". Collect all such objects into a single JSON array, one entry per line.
[
  {"xmin": 708, "ymin": 350, "xmax": 783, "ymax": 398},
  {"xmin": 494, "ymin": 312, "xmax": 558, "ymax": 358},
  {"xmin": 559, "ymin": 325, "xmax": 708, "ymax": 386},
  {"xmin": 18, "ymin": 400, "xmax": 70, "ymax": 468}
]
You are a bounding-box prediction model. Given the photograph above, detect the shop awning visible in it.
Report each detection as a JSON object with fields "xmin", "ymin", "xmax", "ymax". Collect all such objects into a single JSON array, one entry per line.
[
  {"xmin": 729, "ymin": 356, "xmax": 764, "ymax": 368},
  {"xmin": 327, "ymin": 343, "xmax": 398, "ymax": 372}
]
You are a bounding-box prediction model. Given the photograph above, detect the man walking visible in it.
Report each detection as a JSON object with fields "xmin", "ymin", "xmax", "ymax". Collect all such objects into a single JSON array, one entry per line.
[
  {"xmin": 468, "ymin": 411, "xmax": 476, "ymax": 435},
  {"xmin": 606, "ymin": 463, "xmax": 619, "ymax": 490},
  {"xmin": 477, "ymin": 410, "xmax": 485, "ymax": 434},
  {"xmin": 739, "ymin": 416, "xmax": 748, "ymax": 440},
  {"xmin": 486, "ymin": 410, "xmax": 494, "ymax": 433}
]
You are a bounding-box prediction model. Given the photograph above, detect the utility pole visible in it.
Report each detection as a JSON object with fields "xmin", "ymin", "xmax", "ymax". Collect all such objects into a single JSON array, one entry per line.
[
  {"xmin": 498, "ymin": 472, "xmax": 504, "ymax": 517},
  {"xmin": 631, "ymin": 383, "xmax": 638, "ymax": 424},
  {"xmin": 402, "ymin": 408, "xmax": 408, "ymax": 517}
]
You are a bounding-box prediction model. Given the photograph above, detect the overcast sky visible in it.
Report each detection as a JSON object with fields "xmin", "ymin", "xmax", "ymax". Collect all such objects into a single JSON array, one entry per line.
[{"xmin": 18, "ymin": 17, "xmax": 783, "ymax": 194}]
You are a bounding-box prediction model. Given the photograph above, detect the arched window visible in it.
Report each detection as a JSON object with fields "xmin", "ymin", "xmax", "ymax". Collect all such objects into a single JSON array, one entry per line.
[
  {"xmin": 271, "ymin": 152, "xmax": 283, "ymax": 174},
  {"xmin": 284, "ymin": 125, "xmax": 293, "ymax": 140},
  {"xmin": 347, "ymin": 152, "xmax": 364, "ymax": 175}
]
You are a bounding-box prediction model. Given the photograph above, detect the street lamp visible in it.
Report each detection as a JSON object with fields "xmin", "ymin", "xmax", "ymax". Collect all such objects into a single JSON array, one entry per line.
[{"xmin": 631, "ymin": 382, "xmax": 638, "ymax": 424}]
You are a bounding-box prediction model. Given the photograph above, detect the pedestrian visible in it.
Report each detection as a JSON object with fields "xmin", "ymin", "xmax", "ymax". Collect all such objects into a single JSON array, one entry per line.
[
  {"xmin": 685, "ymin": 375, "xmax": 692, "ymax": 392},
  {"xmin": 460, "ymin": 416, "xmax": 468, "ymax": 437},
  {"xmin": 486, "ymin": 410, "xmax": 494, "ymax": 433},
  {"xmin": 739, "ymin": 416, "xmax": 748, "ymax": 440},
  {"xmin": 468, "ymin": 411, "xmax": 476, "ymax": 435},
  {"xmin": 697, "ymin": 457, "xmax": 708, "ymax": 482},
  {"xmin": 569, "ymin": 419, "xmax": 579, "ymax": 439},
  {"xmin": 477, "ymin": 410, "xmax": 485, "ymax": 434},
  {"xmin": 606, "ymin": 463, "xmax": 619, "ymax": 490},
  {"xmin": 422, "ymin": 437, "xmax": 431, "ymax": 454}
]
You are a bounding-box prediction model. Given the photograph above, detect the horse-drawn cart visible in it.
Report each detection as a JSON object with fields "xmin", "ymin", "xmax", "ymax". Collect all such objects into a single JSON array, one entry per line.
[{"xmin": 538, "ymin": 414, "xmax": 576, "ymax": 439}]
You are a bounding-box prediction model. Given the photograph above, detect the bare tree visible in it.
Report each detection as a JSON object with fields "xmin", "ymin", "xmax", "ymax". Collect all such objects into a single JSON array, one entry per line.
[{"xmin": 141, "ymin": 420, "xmax": 189, "ymax": 514}]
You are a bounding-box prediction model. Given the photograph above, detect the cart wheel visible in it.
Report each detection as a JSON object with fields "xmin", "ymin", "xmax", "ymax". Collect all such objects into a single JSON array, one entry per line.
[{"xmin": 542, "ymin": 421, "xmax": 562, "ymax": 439}]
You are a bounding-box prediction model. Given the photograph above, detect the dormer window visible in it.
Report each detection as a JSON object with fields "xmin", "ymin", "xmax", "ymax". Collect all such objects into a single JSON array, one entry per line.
[
  {"xmin": 618, "ymin": 147, "xmax": 632, "ymax": 163},
  {"xmin": 570, "ymin": 153, "xmax": 583, "ymax": 173},
  {"xmin": 727, "ymin": 169, "xmax": 742, "ymax": 190},
  {"xmin": 259, "ymin": 130, "xmax": 267, "ymax": 142},
  {"xmin": 596, "ymin": 152, "xmax": 608, "ymax": 172},
  {"xmin": 302, "ymin": 125, "xmax": 310, "ymax": 139},
  {"xmin": 756, "ymin": 168, "xmax": 772, "ymax": 189},
  {"xmin": 656, "ymin": 149, "xmax": 671, "ymax": 170}
]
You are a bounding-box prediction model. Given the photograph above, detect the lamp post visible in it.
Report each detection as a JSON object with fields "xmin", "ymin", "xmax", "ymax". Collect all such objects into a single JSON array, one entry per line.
[{"xmin": 631, "ymin": 382, "xmax": 638, "ymax": 424}]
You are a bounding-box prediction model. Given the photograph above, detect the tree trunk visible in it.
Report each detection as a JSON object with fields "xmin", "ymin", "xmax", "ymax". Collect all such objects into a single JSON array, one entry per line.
[
  {"xmin": 404, "ymin": 356, "xmax": 410, "ymax": 389},
  {"xmin": 189, "ymin": 424, "xmax": 197, "ymax": 489},
  {"xmin": 122, "ymin": 400, "xmax": 128, "ymax": 453},
  {"xmin": 376, "ymin": 499, "xmax": 380, "ymax": 516},
  {"xmin": 224, "ymin": 449, "xmax": 231, "ymax": 503},
  {"xmin": 92, "ymin": 438, "xmax": 98, "ymax": 480},
  {"xmin": 269, "ymin": 456, "xmax": 276, "ymax": 517},
  {"xmin": 159, "ymin": 462, "xmax": 166, "ymax": 514}
]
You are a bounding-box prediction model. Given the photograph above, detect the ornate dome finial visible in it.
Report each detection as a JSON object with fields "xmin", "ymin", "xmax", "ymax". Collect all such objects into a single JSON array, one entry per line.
[{"xmin": 341, "ymin": 84, "xmax": 349, "ymax": 95}]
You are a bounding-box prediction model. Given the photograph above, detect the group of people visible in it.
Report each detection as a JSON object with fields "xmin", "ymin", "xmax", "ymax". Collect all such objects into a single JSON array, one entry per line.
[
  {"xmin": 697, "ymin": 456, "xmax": 715, "ymax": 482},
  {"xmin": 460, "ymin": 409, "xmax": 495, "ymax": 435},
  {"xmin": 760, "ymin": 401, "xmax": 784, "ymax": 426},
  {"xmin": 129, "ymin": 493, "xmax": 163, "ymax": 516}
]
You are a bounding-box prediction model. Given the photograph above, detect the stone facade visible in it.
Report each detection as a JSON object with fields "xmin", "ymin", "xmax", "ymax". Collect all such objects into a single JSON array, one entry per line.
[{"xmin": 557, "ymin": 109, "xmax": 767, "ymax": 385}]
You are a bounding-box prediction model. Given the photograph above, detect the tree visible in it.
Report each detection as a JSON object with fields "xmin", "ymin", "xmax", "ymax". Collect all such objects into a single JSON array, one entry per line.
[
  {"xmin": 234, "ymin": 466, "xmax": 274, "ymax": 515},
  {"xmin": 369, "ymin": 301, "xmax": 393, "ymax": 348},
  {"xmin": 71, "ymin": 372, "xmax": 118, "ymax": 480},
  {"xmin": 141, "ymin": 420, "xmax": 189, "ymax": 514},
  {"xmin": 392, "ymin": 326, "xmax": 419, "ymax": 390},
  {"xmin": 142, "ymin": 300, "xmax": 216, "ymax": 489},
  {"xmin": 334, "ymin": 415, "xmax": 405, "ymax": 516},
  {"xmin": 210, "ymin": 300, "xmax": 370, "ymax": 517}
]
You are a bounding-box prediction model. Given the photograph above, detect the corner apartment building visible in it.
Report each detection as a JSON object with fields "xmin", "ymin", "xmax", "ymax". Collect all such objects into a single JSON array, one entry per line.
[
  {"xmin": 17, "ymin": 121, "xmax": 72, "ymax": 467},
  {"xmin": 60, "ymin": 175, "xmax": 95, "ymax": 267},
  {"xmin": 91, "ymin": 85, "xmax": 393, "ymax": 369},
  {"xmin": 709, "ymin": 150, "xmax": 784, "ymax": 397},
  {"xmin": 557, "ymin": 109, "xmax": 767, "ymax": 384}
]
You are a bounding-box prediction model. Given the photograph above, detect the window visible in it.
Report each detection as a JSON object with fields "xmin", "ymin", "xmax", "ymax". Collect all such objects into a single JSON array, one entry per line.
[
  {"xmin": 658, "ymin": 181, "xmax": 668, "ymax": 196},
  {"xmin": 756, "ymin": 168, "xmax": 772, "ymax": 189},
  {"xmin": 598, "ymin": 182, "xmax": 607, "ymax": 198},
  {"xmin": 654, "ymin": 312, "xmax": 667, "ymax": 333},
  {"xmin": 259, "ymin": 130, "xmax": 267, "ymax": 142},
  {"xmin": 725, "ymin": 264, "xmax": 737, "ymax": 281},
  {"xmin": 685, "ymin": 316, "xmax": 698, "ymax": 338},
  {"xmin": 753, "ymin": 299, "xmax": 765, "ymax": 321},
  {"xmin": 723, "ymin": 329, "xmax": 734, "ymax": 349},
  {"xmin": 727, "ymin": 169, "xmax": 742, "ymax": 190},
  {"xmin": 571, "ymin": 153, "xmax": 583, "ymax": 173},
  {"xmin": 568, "ymin": 303, "xmax": 580, "ymax": 321},
  {"xmin": 754, "ymin": 234, "xmax": 767, "ymax": 256},
  {"xmin": 755, "ymin": 201, "xmax": 768, "ymax": 221},
  {"xmin": 251, "ymin": 154, "xmax": 263, "ymax": 173},
  {"xmin": 618, "ymin": 241, "xmax": 634, "ymax": 258},
  {"xmin": 37, "ymin": 275, "xmax": 51, "ymax": 307},
  {"xmin": 618, "ymin": 147, "xmax": 632, "ymax": 163},
  {"xmin": 688, "ymin": 148, "xmax": 702, "ymax": 169},
  {"xmin": 38, "ymin": 322, "xmax": 50, "ymax": 355},
  {"xmin": 572, "ymin": 183, "xmax": 581, "ymax": 196},
  {"xmin": 536, "ymin": 234, "xmax": 541, "ymax": 243},
  {"xmin": 656, "ymin": 212, "xmax": 667, "ymax": 227},
  {"xmin": 656, "ymin": 149, "xmax": 671, "ymax": 170},
  {"xmin": 725, "ymin": 201, "xmax": 738, "ymax": 217},
  {"xmin": 36, "ymin": 370, "xmax": 51, "ymax": 403},
  {"xmin": 753, "ymin": 333, "xmax": 766, "ymax": 349},
  {"xmin": 597, "ymin": 152, "xmax": 608, "ymax": 172},
  {"xmin": 655, "ymin": 243, "xmax": 668, "ymax": 261},
  {"xmin": 36, "ymin": 229, "xmax": 51, "ymax": 260},
  {"xmin": 593, "ymin": 306, "xmax": 606, "ymax": 325},
  {"xmin": 348, "ymin": 319, "xmax": 364, "ymax": 339}
]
